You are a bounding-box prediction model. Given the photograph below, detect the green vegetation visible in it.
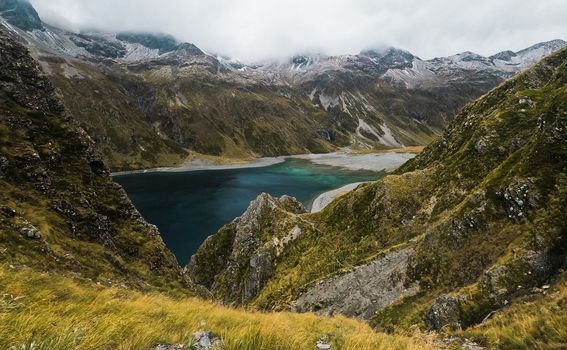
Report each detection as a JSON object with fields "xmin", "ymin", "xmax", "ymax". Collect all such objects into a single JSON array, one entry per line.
[
  {"xmin": 460, "ymin": 273, "xmax": 567, "ymax": 349},
  {"xmin": 190, "ymin": 46, "xmax": 567, "ymax": 339}
]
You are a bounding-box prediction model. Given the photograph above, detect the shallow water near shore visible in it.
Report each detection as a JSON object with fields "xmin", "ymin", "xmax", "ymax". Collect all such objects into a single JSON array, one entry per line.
[{"xmin": 115, "ymin": 158, "xmax": 389, "ymax": 265}]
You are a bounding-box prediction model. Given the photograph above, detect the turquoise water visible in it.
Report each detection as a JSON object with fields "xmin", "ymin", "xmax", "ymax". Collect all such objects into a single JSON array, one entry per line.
[{"xmin": 114, "ymin": 159, "xmax": 381, "ymax": 265}]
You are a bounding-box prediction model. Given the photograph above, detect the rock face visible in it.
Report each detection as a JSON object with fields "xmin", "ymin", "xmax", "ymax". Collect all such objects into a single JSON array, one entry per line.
[
  {"xmin": 0, "ymin": 28, "xmax": 190, "ymax": 290},
  {"xmin": 191, "ymin": 331, "xmax": 222, "ymax": 350},
  {"xmin": 187, "ymin": 193, "xmax": 307, "ymax": 303},
  {"xmin": 293, "ymin": 248, "xmax": 419, "ymax": 319}
]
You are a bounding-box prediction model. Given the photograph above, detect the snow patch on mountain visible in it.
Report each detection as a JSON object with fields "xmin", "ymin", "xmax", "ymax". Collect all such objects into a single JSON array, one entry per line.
[
  {"xmin": 122, "ymin": 42, "xmax": 160, "ymax": 61},
  {"xmin": 319, "ymin": 93, "xmax": 340, "ymax": 110},
  {"xmin": 378, "ymin": 123, "xmax": 403, "ymax": 148},
  {"xmin": 383, "ymin": 59, "xmax": 436, "ymax": 87}
]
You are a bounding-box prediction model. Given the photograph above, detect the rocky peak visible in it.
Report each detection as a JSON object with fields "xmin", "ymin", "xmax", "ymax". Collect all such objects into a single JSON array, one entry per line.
[
  {"xmin": 116, "ymin": 32, "xmax": 181, "ymax": 54},
  {"xmin": 289, "ymin": 54, "xmax": 321, "ymax": 69},
  {"xmin": 516, "ymin": 39, "xmax": 567, "ymax": 55},
  {"xmin": 175, "ymin": 42, "xmax": 204, "ymax": 56},
  {"xmin": 188, "ymin": 193, "xmax": 306, "ymax": 302},
  {"xmin": 69, "ymin": 33, "xmax": 127, "ymax": 59},
  {"xmin": 490, "ymin": 50, "xmax": 517, "ymax": 61},
  {"xmin": 361, "ymin": 47, "xmax": 417, "ymax": 69},
  {"xmin": 0, "ymin": 0, "xmax": 43, "ymax": 31}
]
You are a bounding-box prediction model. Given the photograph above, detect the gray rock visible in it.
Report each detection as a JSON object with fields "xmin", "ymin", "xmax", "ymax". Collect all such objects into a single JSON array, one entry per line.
[
  {"xmin": 154, "ymin": 344, "xmax": 183, "ymax": 350},
  {"xmin": 474, "ymin": 137, "xmax": 488, "ymax": 152},
  {"xmin": 316, "ymin": 340, "xmax": 332, "ymax": 350},
  {"xmin": 192, "ymin": 331, "xmax": 221, "ymax": 349},
  {"xmin": 293, "ymin": 248, "xmax": 419, "ymax": 319},
  {"xmin": 20, "ymin": 225, "xmax": 42, "ymax": 239},
  {"xmin": 441, "ymin": 336, "xmax": 485, "ymax": 350},
  {"xmin": 316, "ymin": 335, "xmax": 332, "ymax": 350},
  {"xmin": 278, "ymin": 195, "xmax": 307, "ymax": 214},
  {"xmin": 243, "ymin": 249, "xmax": 273, "ymax": 302},
  {"xmin": 426, "ymin": 295, "xmax": 462, "ymax": 330},
  {"xmin": 189, "ymin": 192, "xmax": 307, "ymax": 303}
]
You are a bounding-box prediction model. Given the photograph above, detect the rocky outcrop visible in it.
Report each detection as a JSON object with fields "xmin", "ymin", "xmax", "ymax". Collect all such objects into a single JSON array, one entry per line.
[
  {"xmin": 426, "ymin": 295, "xmax": 463, "ymax": 331},
  {"xmin": 188, "ymin": 193, "xmax": 307, "ymax": 303},
  {"xmin": 293, "ymin": 248, "xmax": 419, "ymax": 319}
]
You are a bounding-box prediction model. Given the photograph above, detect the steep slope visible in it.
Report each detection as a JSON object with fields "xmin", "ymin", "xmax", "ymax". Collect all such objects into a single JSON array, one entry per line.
[
  {"xmin": 189, "ymin": 46, "xmax": 567, "ymax": 338},
  {"xmin": 0, "ymin": 25, "xmax": 440, "ymax": 350},
  {"xmin": 0, "ymin": 28, "xmax": 188, "ymax": 291},
  {"xmin": 1, "ymin": 0, "xmax": 563, "ymax": 171}
]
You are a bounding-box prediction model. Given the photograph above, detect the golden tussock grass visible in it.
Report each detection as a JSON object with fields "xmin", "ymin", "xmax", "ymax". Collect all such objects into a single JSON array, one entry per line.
[
  {"xmin": 0, "ymin": 265, "xmax": 435, "ymax": 350},
  {"xmin": 459, "ymin": 274, "xmax": 567, "ymax": 350}
]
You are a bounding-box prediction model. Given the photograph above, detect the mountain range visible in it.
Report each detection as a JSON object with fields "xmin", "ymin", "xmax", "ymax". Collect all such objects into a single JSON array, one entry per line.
[
  {"xmin": 1, "ymin": 0, "xmax": 566, "ymax": 349},
  {"xmin": 1, "ymin": 0, "xmax": 565, "ymax": 170}
]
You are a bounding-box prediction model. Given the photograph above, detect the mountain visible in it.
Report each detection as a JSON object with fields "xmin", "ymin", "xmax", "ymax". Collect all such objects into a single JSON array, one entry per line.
[
  {"xmin": 1, "ymin": 0, "xmax": 564, "ymax": 171},
  {"xmin": 189, "ymin": 45, "xmax": 567, "ymax": 346},
  {"xmin": 0, "ymin": 0, "xmax": 42, "ymax": 31},
  {"xmin": 0, "ymin": 25, "xmax": 444, "ymax": 350},
  {"xmin": 1, "ymin": 3, "xmax": 566, "ymax": 348}
]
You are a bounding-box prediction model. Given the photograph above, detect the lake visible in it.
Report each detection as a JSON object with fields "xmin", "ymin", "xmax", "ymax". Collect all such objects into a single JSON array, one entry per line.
[{"xmin": 114, "ymin": 158, "xmax": 384, "ymax": 265}]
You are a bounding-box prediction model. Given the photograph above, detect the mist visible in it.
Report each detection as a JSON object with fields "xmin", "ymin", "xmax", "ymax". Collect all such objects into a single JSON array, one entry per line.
[{"xmin": 29, "ymin": 0, "xmax": 567, "ymax": 63}]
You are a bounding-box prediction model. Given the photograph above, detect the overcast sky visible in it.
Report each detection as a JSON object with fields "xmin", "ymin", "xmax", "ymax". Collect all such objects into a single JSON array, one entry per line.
[{"xmin": 29, "ymin": 0, "xmax": 567, "ymax": 62}]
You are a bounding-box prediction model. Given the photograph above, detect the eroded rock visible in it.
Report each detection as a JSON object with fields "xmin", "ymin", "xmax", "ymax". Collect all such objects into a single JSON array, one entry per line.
[
  {"xmin": 293, "ymin": 248, "xmax": 418, "ymax": 319},
  {"xmin": 188, "ymin": 193, "xmax": 307, "ymax": 303}
]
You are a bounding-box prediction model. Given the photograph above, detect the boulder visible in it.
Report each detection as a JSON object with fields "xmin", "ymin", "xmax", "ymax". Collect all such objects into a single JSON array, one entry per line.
[
  {"xmin": 192, "ymin": 331, "xmax": 221, "ymax": 349},
  {"xmin": 20, "ymin": 224, "xmax": 42, "ymax": 239},
  {"xmin": 426, "ymin": 295, "xmax": 462, "ymax": 330}
]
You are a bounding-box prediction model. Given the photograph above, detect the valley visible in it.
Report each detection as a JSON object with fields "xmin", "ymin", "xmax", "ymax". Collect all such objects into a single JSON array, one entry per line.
[
  {"xmin": 114, "ymin": 157, "xmax": 394, "ymax": 265},
  {"xmin": 0, "ymin": 0, "xmax": 566, "ymax": 349}
]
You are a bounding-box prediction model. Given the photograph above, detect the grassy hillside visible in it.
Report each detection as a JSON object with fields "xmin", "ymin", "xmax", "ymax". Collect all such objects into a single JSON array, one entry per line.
[
  {"xmin": 189, "ymin": 45, "xmax": 567, "ymax": 343},
  {"xmin": 0, "ymin": 264, "xmax": 438, "ymax": 350}
]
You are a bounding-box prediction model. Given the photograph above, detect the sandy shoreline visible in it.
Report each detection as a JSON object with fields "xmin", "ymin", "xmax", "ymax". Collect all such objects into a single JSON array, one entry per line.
[
  {"xmin": 310, "ymin": 182, "xmax": 370, "ymax": 213},
  {"xmin": 111, "ymin": 157, "xmax": 286, "ymax": 176},
  {"xmin": 294, "ymin": 151, "xmax": 415, "ymax": 172},
  {"xmin": 111, "ymin": 150, "xmax": 417, "ymax": 176}
]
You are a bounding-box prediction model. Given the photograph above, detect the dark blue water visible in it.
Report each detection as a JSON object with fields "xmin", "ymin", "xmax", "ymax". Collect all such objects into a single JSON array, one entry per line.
[{"xmin": 114, "ymin": 159, "xmax": 380, "ymax": 265}]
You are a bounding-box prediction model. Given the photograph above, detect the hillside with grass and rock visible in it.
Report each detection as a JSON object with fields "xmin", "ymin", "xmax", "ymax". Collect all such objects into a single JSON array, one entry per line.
[
  {"xmin": 0, "ymin": 1, "xmax": 566, "ymax": 349},
  {"xmin": 189, "ymin": 44, "xmax": 567, "ymax": 349}
]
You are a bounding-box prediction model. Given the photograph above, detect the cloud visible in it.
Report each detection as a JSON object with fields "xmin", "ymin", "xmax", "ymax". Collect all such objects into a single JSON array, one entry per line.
[{"xmin": 29, "ymin": 0, "xmax": 567, "ymax": 62}]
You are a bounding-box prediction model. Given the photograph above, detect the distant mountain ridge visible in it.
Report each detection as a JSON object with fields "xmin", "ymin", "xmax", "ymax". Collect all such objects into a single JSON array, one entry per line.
[{"xmin": 1, "ymin": 0, "xmax": 565, "ymax": 171}]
